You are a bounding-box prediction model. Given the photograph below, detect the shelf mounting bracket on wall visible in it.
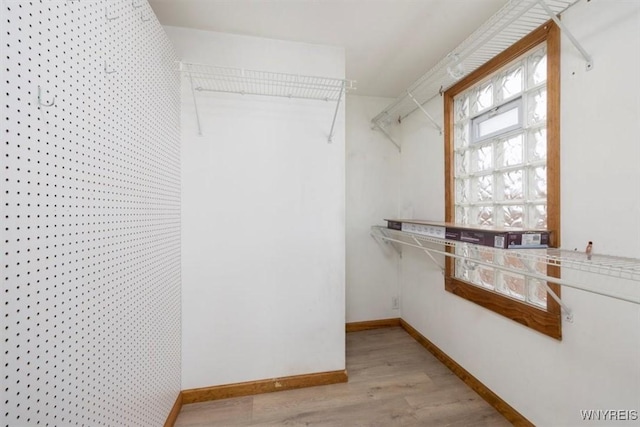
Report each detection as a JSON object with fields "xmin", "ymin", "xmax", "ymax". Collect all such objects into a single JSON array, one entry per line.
[
  {"xmin": 189, "ymin": 74, "xmax": 203, "ymax": 136},
  {"xmin": 516, "ymin": 253, "xmax": 574, "ymax": 322},
  {"xmin": 409, "ymin": 234, "xmax": 445, "ymax": 273},
  {"xmin": 407, "ymin": 90, "xmax": 443, "ymax": 135},
  {"xmin": 180, "ymin": 62, "xmax": 355, "ymax": 141},
  {"xmin": 328, "ymin": 81, "xmax": 345, "ymax": 143},
  {"xmin": 372, "ymin": 227, "xmax": 402, "ymax": 257},
  {"xmin": 537, "ymin": 0, "xmax": 593, "ymax": 70},
  {"xmin": 372, "ymin": 121, "xmax": 401, "ymax": 152}
]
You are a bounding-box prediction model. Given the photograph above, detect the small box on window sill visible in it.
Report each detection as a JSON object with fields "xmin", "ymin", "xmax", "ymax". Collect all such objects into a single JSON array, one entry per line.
[{"xmin": 385, "ymin": 219, "xmax": 551, "ymax": 249}]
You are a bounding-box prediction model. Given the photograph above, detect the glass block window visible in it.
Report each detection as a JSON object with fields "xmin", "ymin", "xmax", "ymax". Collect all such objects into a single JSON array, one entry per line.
[{"xmin": 452, "ymin": 43, "xmax": 549, "ymax": 309}]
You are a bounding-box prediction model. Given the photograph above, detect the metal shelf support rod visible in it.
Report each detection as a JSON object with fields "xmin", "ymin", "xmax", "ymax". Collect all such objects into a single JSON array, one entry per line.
[
  {"xmin": 371, "ymin": 230, "xmax": 640, "ymax": 306},
  {"xmin": 373, "ymin": 229, "xmax": 402, "ymax": 257},
  {"xmin": 537, "ymin": 0, "xmax": 593, "ymax": 70},
  {"xmin": 372, "ymin": 122, "xmax": 401, "ymax": 152},
  {"xmin": 328, "ymin": 82, "xmax": 345, "ymax": 143},
  {"xmin": 189, "ymin": 74, "xmax": 202, "ymax": 136},
  {"xmin": 410, "ymin": 235, "xmax": 445, "ymax": 272},
  {"xmin": 516, "ymin": 253, "xmax": 573, "ymax": 321},
  {"xmin": 407, "ymin": 90, "xmax": 443, "ymax": 134}
]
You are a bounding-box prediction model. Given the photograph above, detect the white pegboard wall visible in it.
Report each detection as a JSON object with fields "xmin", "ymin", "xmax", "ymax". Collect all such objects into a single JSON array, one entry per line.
[{"xmin": 1, "ymin": 1, "xmax": 181, "ymax": 426}]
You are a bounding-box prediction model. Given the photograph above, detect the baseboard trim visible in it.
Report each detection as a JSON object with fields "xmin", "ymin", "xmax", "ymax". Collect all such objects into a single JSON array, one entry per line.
[
  {"xmin": 181, "ymin": 369, "xmax": 348, "ymax": 405},
  {"xmin": 400, "ymin": 319, "xmax": 534, "ymax": 427},
  {"xmin": 346, "ymin": 318, "xmax": 401, "ymax": 332},
  {"xmin": 163, "ymin": 392, "xmax": 183, "ymax": 427}
]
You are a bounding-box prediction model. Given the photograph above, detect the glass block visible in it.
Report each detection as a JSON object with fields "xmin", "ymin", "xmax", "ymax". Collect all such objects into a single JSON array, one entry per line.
[
  {"xmin": 472, "ymin": 82, "xmax": 493, "ymax": 114},
  {"xmin": 455, "ymin": 150, "xmax": 469, "ymax": 175},
  {"xmin": 528, "ymin": 128, "xmax": 547, "ymax": 161},
  {"xmin": 499, "ymin": 65, "xmax": 523, "ymax": 100},
  {"xmin": 456, "ymin": 205, "xmax": 470, "ymax": 225},
  {"xmin": 529, "ymin": 204, "xmax": 547, "ymax": 229},
  {"xmin": 475, "ymin": 206, "xmax": 494, "ymax": 226},
  {"xmin": 527, "ymin": 279, "xmax": 548, "ymax": 308},
  {"xmin": 496, "ymin": 134, "xmax": 523, "ymax": 167},
  {"xmin": 477, "ymin": 267, "xmax": 495, "ymax": 289},
  {"xmin": 477, "ymin": 246, "xmax": 495, "ymax": 264},
  {"xmin": 501, "ymin": 170, "xmax": 523, "ymax": 200},
  {"xmin": 532, "ymin": 255, "xmax": 548, "ymax": 275},
  {"xmin": 455, "ymin": 95, "xmax": 470, "ymax": 121},
  {"xmin": 527, "ymin": 47, "xmax": 547, "ymax": 87},
  {"xmin": 456, "ymin": 178, "xmax": 470, "ymax": 204},
  {"xmin": 496, "ymin": 271, "xmax": 526, "ymax": 301},
  {"xmin": 472, "ymin": 175, "xmax": 493, "ymax": 202},
  {"xmin": 456, "ymin": 244, "xmax": 494, "ymax": 289},
  {"xmin": 455, "ymin": 244, "xmax": 476, "ymax": 282},
  {"xmin": 527, "ymin": 88, "xmax": 547, "ymax": 125},
  {"xmin": 454, "ymin": 122, "xmax": 470, "ymax": 149},
  {"xmin": 472, "ymin": 144, "xmax": 493, "ymax": 172},
  {"xmin": 455, "ymin": 258, "xmax": 471, "ymax": 281},
  {"xmin": 502, "ymin": 205, "xmax": 524, "ymax": 227},
  {"xmin": 457, "ymin": 242, "xmax": 470, "ymax": 257},
  {"xmin": 503, "ymin": 253, "xmax": 525, "ymax": 270},
  {"xmin": 529, "ymin": 166, "xmax": 547, "ymax": 200},
  {"xmin": 469, "ymin": 268, "xmax": 483, "ymax": 287}
]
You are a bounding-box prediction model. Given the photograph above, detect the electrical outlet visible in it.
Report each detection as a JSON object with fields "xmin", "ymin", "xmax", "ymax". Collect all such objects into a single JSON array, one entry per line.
[{"xmin": 392, "ymin": 296, "xmax": 399, "ymax": 310}]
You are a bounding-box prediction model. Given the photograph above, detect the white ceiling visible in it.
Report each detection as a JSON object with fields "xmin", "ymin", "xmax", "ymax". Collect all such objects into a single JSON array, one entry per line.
[{"xmin": 148, "ymin": 0, "xmax": 508, "ymax": 98}]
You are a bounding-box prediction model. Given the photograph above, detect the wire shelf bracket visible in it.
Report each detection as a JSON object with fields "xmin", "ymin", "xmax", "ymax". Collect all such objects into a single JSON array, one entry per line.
[
  {"xmin": 372, "ymin": 227, "xmax": 402, "ymax": 257},
  {"xmin": 371, "ymin": 226, "xmax": 640, "ymax": 321},
  {"xmin": 180, "ymin": 62, "xmax": 355, "ymax": 141},
  {"xmin": 372, "ymin": 121, "xmax": 401, "ymax": 152},
  {"xmin": 537, "ymin": 0, "xmax": 593, "ymax": 70},
  {"xmin": 410, "ymin": 233, "xmax": 446, "ymax": 272},
  {"xmin": 371, "ymin": 0, "xmax": 589, "ymax": 130},
  {"xmin": 328, "ymin": 82, "xmax": 345, "ymax": 143},
  {"xmin": 188, "ymin": 74, "xmax": 203, "ymax": 136},
  {"xmin": 407, "ymin": 90, "xmax": 443, "ymax": 135}
]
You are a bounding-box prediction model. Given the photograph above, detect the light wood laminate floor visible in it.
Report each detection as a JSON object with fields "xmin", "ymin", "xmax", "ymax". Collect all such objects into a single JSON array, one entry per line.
[{"xmin": 174, "ymin": 327, "xmax": 511, "ymax": 426}]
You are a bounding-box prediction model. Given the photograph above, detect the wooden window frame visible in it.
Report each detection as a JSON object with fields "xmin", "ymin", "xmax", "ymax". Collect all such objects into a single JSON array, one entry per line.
[{"xmin": 443, "ymin": 21, "xmax": 562, "ymax": 340}]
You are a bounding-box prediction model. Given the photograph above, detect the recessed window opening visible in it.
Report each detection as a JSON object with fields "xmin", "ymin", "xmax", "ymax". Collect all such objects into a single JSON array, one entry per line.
[{"xmin": 444, "ymin": 21, "xmax": 562, "ymax": 339}]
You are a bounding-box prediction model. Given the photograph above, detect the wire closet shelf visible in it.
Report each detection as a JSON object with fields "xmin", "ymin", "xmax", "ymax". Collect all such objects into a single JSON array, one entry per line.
[
  {"xmin": 371, "ymin": 226, "xmax": 640, "ymax": 308},
  {"xmin": 180, "ymin": 62, "xmax": 355, "ymax": 101},
  {"xmin": 180, "ymin": 62, "xmax": 355, "ymax": 141},
  {"xmin": 371, "ymin": 0, "xmax": 584, "ymax": 131}
]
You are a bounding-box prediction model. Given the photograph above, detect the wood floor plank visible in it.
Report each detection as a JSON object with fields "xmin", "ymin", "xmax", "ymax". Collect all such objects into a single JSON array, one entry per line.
[
  {"xmin": 174, "ymin": 327, "xmax": 511, "ymax": 427},
  {"xmin": 251, "ymin": 382, "xmax": 365, "ymax": 416},
  {"xmin": 254, "ymin": 396, "xmax": 417, "ymax": 427},
  {"xmin": 174, "ymin": 396, "xmax": 253, "ymax": 426}
]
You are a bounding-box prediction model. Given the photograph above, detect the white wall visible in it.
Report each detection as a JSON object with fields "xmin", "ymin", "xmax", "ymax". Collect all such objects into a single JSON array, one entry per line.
[
  {"xmin": 345, "ymin": 95, "xmax": 401, "ymax": 322},
  {"xmin": 165, "ymin": 26, "xmax": 346, "ymax": 390},
  {"xmin": 394, "ymin": 0, "xmax": 640, "ymax": 425}
]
